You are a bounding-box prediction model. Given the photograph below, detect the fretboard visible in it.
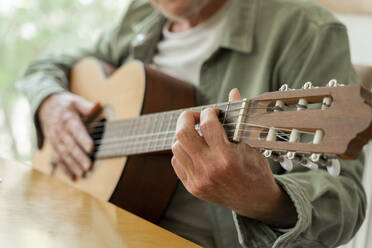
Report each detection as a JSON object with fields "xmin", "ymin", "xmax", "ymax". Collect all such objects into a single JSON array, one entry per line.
[{"xmin": 90, "ymin": 100, "xmax": 246, "ymax": 159}]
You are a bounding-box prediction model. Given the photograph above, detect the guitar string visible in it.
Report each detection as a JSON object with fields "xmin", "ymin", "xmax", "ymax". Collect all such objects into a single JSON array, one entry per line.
[
  {"xmin": 94, "ymin": 126, "xmax": 315, "ymax": 157},
  {"xmin": 86, "ymin": 107, "xmax": 300, "ymax": 136},
  {"xmin": 85, "ymin": 104, "xmax": 277, "ymax": 130},
  {"xmin": 94, "ymin": 129, "xmax": 293, "ymax": 149},
  {"xmin": 90, "ymin": 122, "xmax": 314, "ymax": 146},
  {"xmin": 92, "ymin": 127, "xmax": 293, "ymax": 147},
  {"xmin": 93, "ymin": 132, "xmax": 297, "ymax": 158},
  {"xmin": 84, "ymin": 99, "xmax": 253, "ymax": 128},
  {"xmin": 93, "ymin": 124, "xmax": 314, "ymax": 156}
]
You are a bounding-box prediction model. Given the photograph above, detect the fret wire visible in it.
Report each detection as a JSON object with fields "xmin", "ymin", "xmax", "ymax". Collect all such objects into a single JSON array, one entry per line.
[
  {"xmin": 95, "ymin": 129, "xmax": 301, "ymax": 158},
  {"xmin": 87, "ymin": 104, "xmax": 274, "ymax": 133},
  {"xmin": 95, "ymin": 125, "xmax": 313, "ymax": 157},
  {"xmin": 164, "ymin": 112, "xmax": 173, "ymax": 150},
  {"xmin": 88, "ymin": 101, "xmax": 241, "ymax": 129},
  {"xmin": 95, "ymin": 101, "xmax": 318, "ymax": 157},
  {"xmin": 222, "ymin": 101, "xmax": 231, "ymax": 125},
  {"xmin": 94, "ymin": 121, "xmax": 316, "ymax": 148},
  {"xmin": 87, "ymin": 105, "xmax": 272, "ymax": 136},
  {"xmin": 88, "ymin": 109, "xmax": 260, "ymax": 138}
]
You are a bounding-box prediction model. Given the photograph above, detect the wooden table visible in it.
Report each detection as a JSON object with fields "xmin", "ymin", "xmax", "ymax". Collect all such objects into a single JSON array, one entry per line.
[{"xmin": 0, "ymin": 157, "xmax": 200, "ymax": 248}]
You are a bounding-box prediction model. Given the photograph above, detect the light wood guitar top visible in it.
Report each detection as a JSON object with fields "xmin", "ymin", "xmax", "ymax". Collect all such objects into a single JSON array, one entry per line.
[{"xmin": 0, "ymin": 157, "xmax": 200, "ymax": 248}]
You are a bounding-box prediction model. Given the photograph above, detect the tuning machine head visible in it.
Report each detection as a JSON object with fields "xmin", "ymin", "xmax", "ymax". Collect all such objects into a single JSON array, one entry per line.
[
  {"xmin": 279, "ymin": 157, "xmax": 293, "ymax": 171},
  {"xmin": 327, "ymin": 159, "xmax": 341, "ymax": 176},
  {"xmin": 303, "ymin": 81, "xmax": 313, "ymax": 89},
  {"xmin": 327, "ymin": 79, "xmax": 344, "ymax": 87}
]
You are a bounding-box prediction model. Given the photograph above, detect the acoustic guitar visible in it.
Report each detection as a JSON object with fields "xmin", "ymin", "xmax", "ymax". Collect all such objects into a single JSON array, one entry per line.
[{"xmin": 33, "ymin": 57, "xmax": 372, "ymax": 223}]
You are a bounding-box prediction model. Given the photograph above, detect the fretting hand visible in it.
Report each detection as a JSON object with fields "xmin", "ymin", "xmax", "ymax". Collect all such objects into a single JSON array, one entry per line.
[{"xmin": 171, "ymin": 88, "xmax": 297, "ymax": 228}]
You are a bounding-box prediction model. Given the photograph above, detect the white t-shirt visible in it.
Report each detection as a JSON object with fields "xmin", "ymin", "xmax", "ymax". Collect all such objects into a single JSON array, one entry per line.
[
  {"xmin": 152, "ymin": 2, "xmax": 232, "ymax": 248},
  {"xmin": 152, "ymin": 1, "xmax": 231, "ymax": 86}
]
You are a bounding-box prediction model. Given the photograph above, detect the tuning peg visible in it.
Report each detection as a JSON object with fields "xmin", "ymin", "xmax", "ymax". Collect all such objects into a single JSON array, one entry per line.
[
  {"xmin": 327, "ymin": 79, "xmax": 344, "ymax": 87},
  {"xmin": 279, "ymin": 84, "xmax": 289, "ymax": 91},
  {"xmin": 263, "ymin": 149, "xmax": 272, "ymax": 158},
  {"xmin": 302, "ymin": 160, "xmax": 319, "ymax": 170},
  {"xmin": 303, "ymin": 81, "xmax": 313, "ymax": 89},
  {"xmin": 286, "ymin": 151, "xmax": 296, "ymax": 160},
  {"xmin": 327, "ymin": 79, "xmax": 338, "ymax": 87},
  {"xmin": 327, "ymin": 159, "xmax": 341, "ymax": 177},
  {"xmin": 310, "ymin": 153, "xmax": 320, "ymax": 162},
  {"xmin": 279, "ymin": 157, "xmax": 293, "ymax": 171}
]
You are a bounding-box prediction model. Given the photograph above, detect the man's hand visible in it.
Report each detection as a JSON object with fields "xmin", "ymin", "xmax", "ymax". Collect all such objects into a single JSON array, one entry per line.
[
  {"xmin": 38, "ymin": 92, "xmax": 100, "ymax": 181},
  {"xmin": 171, "ymin": 88, "xmax": 297, "ymax": 228}
]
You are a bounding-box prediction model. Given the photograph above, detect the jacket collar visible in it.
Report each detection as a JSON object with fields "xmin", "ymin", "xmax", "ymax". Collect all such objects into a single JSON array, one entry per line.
[{"xmin": 130, "ymin": 0, "xmax": 257, "ymax": 61}]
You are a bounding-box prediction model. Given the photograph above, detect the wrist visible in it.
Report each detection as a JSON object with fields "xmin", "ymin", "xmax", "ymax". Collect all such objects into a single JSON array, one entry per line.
[
  {"xmin": 257, "ymin": 182, "xmax": 298, "ymax": 228},
  {"xmin": 235, "ymin": 182, "xmax": 297, "ymax": 228}
]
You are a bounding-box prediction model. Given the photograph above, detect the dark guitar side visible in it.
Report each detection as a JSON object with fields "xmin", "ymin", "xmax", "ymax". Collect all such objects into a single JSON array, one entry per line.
[{"xmin": 99, "ymin": 61, "xmax": 196, "ymax": 223}]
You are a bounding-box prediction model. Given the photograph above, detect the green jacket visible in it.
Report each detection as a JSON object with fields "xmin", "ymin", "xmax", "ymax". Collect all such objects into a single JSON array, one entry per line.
[{"xmin": 17, "ymin": 0, "xmax": 366, "ymax": 247}]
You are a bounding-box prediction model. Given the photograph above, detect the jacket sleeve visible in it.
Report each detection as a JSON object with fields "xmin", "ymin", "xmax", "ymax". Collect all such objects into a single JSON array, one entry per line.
[
  {"xmin": 16, "ymin": 0, "xmax": 147, "ymax": 148},
  {"xmin": 233, "ymin": 19, "xmax": 367, "ymax": 248},
  {"xmin": 272, "ymin": 22, "xmax": 366, "ymax": 247}
]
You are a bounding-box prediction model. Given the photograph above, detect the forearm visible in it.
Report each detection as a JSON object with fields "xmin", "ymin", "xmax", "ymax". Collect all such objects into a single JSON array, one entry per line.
[{"xmin": 275, "ymin": 156, "xmax": 365, "ymax": 247}]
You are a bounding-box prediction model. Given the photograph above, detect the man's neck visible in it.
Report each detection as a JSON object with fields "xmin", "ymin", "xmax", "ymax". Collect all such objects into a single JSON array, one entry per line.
[{"xmin": 170, "ymin": 0, "xmax": 229, "ymax": 33}]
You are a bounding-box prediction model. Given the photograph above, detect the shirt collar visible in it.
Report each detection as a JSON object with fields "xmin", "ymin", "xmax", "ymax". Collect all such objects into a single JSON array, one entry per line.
[{"xmin": 131, "ymin": 0, "xmax": 257, "ymax": 55}]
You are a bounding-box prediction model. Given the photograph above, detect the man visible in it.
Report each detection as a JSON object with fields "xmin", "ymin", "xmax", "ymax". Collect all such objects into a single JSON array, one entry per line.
[{"xmin": 17, "ymin": 0, "xmax": 366, "ymax": 247}]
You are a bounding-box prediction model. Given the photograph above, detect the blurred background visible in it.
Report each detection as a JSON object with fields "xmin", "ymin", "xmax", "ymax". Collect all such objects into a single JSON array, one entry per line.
[
  {"xmin": 0, "ymin": 0, "xmax": 371, "ymax": 165},
  {"xmin": 0, "ymin": 0, "xmax": 371, "ymax": 247},
  {"xmin": 0, "ymin": 0, "xmax": 130, "ymax": 164}
]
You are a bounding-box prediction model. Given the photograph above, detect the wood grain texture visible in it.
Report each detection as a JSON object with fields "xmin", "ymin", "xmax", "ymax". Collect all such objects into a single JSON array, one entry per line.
[
  {"xmin": 314, "ymin": 0, "xmax": 372, "ymax": 14},
  {"xmin": 33, "ymin": 58, "xmax": 196, "ymax": 223},
  {"xmin": 33, "ymin": 58, "xmax": 147, "ymax": 202},
  {"xmin": 109, "ymin": 64, "xmax": 195, "ymax": 223},
  {"xmin": 247, "ymin": 85, "xmax": 372, "ymax": 159},
  {"xmin": 0, "ymin": 157, "xmax": 200, "ymax": 248}
]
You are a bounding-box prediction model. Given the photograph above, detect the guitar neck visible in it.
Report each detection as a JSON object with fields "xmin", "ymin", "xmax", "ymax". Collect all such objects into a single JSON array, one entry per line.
[{"xmin": 91, "ymin": 100, "xmax": 244, "ymax": 159}]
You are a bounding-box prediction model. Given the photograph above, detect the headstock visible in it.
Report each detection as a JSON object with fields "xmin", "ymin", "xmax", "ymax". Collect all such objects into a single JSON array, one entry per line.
[{"xmin": 235, "ymin": 80, "xmax": 372, "ymax": 176}]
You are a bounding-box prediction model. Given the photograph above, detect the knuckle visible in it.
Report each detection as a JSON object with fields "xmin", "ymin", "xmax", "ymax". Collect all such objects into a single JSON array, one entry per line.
[
  {"xmin": 171, "ymin": 156, "xmax": 177, "ymax": 166},
  {"xmin": 182, "ymin": 110, "xmax": 193, "ymax": 117},
  {"xmin": 61, "ymin": 112, "xmax": 74, "ymax": 124},
  {"xmin": 191, "ymin": 178, "xmax": 213, "ymax": 197},
  {"xmin": 171, "ymin": 142, "xmax": 178, "ymax": 153},
  {"xmin": 205, "ymin": 165, "xmax": 220, "ymax": 181},
  {"xmin": 200, "ymin": 120, "xmax": 213, "ymax": 133},
  {"xmin": 178, "ymin": 110, "xmax": 188, "ymax": 122},
  {"xmin": 220, "ymin": 152, "xmax": 235, "ymax": 169},
  {"xmin": 55, "ymin": 142, "xmax": 66, "ymax": 154},
  {"xmin": 175, "ymin": 127, "xmax": 188, "ymax": 141}
]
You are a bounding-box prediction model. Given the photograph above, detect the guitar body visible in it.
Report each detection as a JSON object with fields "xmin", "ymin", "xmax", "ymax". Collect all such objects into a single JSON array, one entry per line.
[{"xmin": 33, "ymin": 58, "xmax": 195, "ymax": 223}]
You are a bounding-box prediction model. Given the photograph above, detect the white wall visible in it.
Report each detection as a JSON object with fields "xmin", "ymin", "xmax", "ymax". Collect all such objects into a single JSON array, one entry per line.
[
  {"xmin": 336, "ymin": 13, "xmax": 372, "ymax": 248},
  {"xmin": 337, "ymin": 14, "xmax": 372, "ymax": 66}
]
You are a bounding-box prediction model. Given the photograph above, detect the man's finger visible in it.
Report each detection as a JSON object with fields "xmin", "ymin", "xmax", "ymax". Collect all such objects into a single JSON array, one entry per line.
[
  {"xmin": 54, "ymin": 138, "xmax": 84, "ymax": 178},
  {"xmin": 57, "ymin": 158, "xmax": 76, "ymax": 181},
  {"xmin": 66, "ymin": 116, "xmax": 94, "ymax": 153},
  {"xmin": 62, "ymin": 134, "xmax": 92, "ymax": 172},
  {"xmin": 176, "ymin": 110, "xmax": 208, "ymax": 156},
  {"xmin": 228, "ymin": 88, "xmax": 242, "ymax": 101},
  {"xmin": 199, "ymin": 108, "xmax": 229, "ymax": 148},
  {"xmin": 171, "ymin": 156, "xmax": 188, "ymax": 183},
  {"xmin": 72, "ymin": 96, "xmax": 100, "ymax": 116},
  {"xmin": 171, "ymin": 141, "xmax": 195, "ymax": 174}
]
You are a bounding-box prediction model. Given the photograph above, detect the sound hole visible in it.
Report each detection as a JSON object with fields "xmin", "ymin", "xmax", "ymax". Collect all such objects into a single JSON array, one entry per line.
[{"xmin": 88, "ymin": 118, "xmax": 106, "ymax": 161}]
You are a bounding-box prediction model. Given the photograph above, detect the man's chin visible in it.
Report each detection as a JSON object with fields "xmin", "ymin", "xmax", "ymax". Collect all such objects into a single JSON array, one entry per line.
[{"xmin": 154, "ymin": 0, "xmax": 210, "ymax": 22}]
